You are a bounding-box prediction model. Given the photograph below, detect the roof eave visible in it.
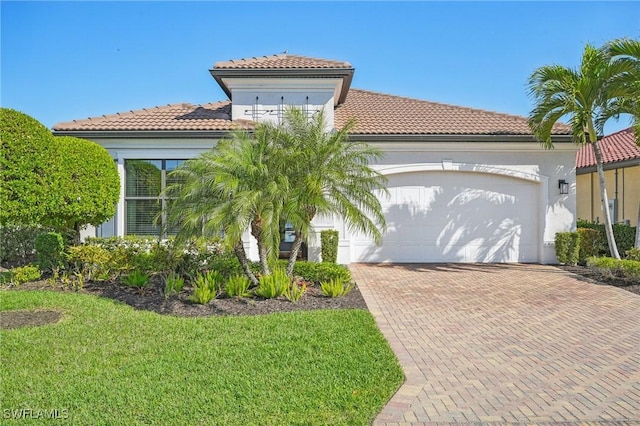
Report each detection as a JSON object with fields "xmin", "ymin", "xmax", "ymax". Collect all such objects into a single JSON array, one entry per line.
[
  {"xmin": 209, "ymin": 68, "xmax": 355, "ymax": 104},
  {"xmin": 349, "ymin": 133, "xmax": 575, "ymax": 143},
  {"xmin": 52, "ymin": 129, "xmax": 235, "ymax": 139},
  {"xmin": 577, "ymin": 158, "xmax": 640, "ymax": 174}
]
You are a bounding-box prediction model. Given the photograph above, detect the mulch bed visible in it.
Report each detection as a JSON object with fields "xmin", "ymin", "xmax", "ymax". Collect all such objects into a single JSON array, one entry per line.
[
  {"xmin": 558, "ymin": 264, "xmax": 640, "ymax": 296},
  {"xmin": 1, "ymin": 264, "xmax": 637, "ymax": 330}
]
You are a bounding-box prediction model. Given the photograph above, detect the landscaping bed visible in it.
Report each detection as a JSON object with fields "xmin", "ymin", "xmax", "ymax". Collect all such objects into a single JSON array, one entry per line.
[
  {"xmin": 7, "ymin": 277, "xmax": 367, "ymax": 319},
  {"xmin": 559, "ymin": 264, "xmax": 640, "ymax": 296}
]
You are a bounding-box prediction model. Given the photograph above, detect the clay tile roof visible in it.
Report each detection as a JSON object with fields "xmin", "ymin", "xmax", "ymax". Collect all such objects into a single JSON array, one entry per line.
[
  {"xmin": 576, "ymin": 127, "xmax": 640, "ymax": 168},
  {"xmin": 53, "ymin": 89, "xmax": 573, "ymax": 137},
  {"xmin": 214, "ymin": 53, "xmax": 352, "ymax": 69},
  {"xmin": 52, "ymin": 101, "xmax": 253, "ymax": 132},
  {"xmin": 335, "ymin": 89, "xmax": 572, "ymax": 135}
]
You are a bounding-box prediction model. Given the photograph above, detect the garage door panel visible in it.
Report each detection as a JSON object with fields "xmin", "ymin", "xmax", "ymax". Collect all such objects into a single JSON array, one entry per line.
[{"xmin": 352, "ymin": 171, "xmax": 539, "ymax": 263}]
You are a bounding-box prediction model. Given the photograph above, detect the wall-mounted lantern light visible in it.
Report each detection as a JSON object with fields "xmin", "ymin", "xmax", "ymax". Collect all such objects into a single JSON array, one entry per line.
[{"xmin": 558, "ymin": 179, "xmax": 569, "ymax": 195}]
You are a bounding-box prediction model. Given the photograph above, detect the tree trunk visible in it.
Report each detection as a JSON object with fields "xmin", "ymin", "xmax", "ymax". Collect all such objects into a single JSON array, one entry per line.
[
  {"xmin": 635, "ymin": 201, "xmax": 640, "ymax": 249},
  {"xmin": 251, "ymin": 220, "xmax": 270, "ymax": 276},
  {"xmin": 592, "ymin": 140, "xmax": 621, "ymax": 259},
  {"xmin": 286, "ymin": 232, "xmax": 305, "ymax": 277},
  {"xmin": 233, "ymin": 241, "xmax": 259, "ymax": 287}
]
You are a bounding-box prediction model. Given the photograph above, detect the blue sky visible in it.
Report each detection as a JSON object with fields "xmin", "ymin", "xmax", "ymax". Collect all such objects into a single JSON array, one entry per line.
[{"xmin": 2, "ymin": 1, "xmax": 639, "ymax": 134}]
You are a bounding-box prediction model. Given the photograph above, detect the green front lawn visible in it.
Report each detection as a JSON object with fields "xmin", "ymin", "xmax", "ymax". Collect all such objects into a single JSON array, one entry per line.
[{"xmin": 1, "ymin": 291, "xmax": 403, "ymax": 425}]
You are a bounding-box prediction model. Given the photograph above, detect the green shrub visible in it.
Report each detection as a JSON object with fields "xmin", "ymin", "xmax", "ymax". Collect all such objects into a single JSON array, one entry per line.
[
  {"xmin": 66, "ymin": 244, "xmax": 112, "ymax": 281},
  {"xmin": 576, "ymin": 220, "xmax": 637, "ymax": 256},
  {"xmin": 320, "ymin": 229, "xmax": 339, "ymax": 263},
  {"xmin": 35, "ymin": 232, "xmax": 65, "ymax": 273},
  {"xmin": 225, "ymin": 274, "xmax": 251, "ymax": 298},
  {"xmin": 255, "ymin": 268, "xmax": 290, "ymax": 299},
  {"xmin": 189, "ymin": 270, "xmax": 224, "ymax": 304},
  {"xmin": 620, "ymin": 259, "xmax": 640, "ymax": 279},
  {"xmin": 286, "ymin": 261, "xmax": 351, "ymax": 284},
  {"xmin": 625, "ymin": 247, "xmax": 640, "ymax": 261},
  {"xmin": 0, "ymin": 108, "xmax": 57, "ymax": 227},
  {"xmin": 163, "ymin": 272, "xmax": 185, "ymax": 298},
  {"xmin": 284, "ymin": 280, "xmax": 308, "ymax": 302},
  {"xmin": 4, "ymin": 265, "xmax": 42, "ymax": 285},
  {"xmin": 122, "ymin": 270, "xmax": 150, "ymax": 289},
  {"xmin": 321, "ymin": 278, "xmax": 354, "ymax": 298},
  {"xmin": 555, "ymin": 232, "xmax": 580, "ymax": 265},
  {"xmin": 177, "ymin": 237, "xmax": 231, "ymax": 276},
  {"xmin": 586, "ymin": 256, "xmax": 640, "ymax": 280},
  {"xmin": 577, "ymin": 228, "xmax": 600, "ymax": 265},
  {"xmin": 0, "ymin": 225, "xmax": 47, "ymax": 262}
]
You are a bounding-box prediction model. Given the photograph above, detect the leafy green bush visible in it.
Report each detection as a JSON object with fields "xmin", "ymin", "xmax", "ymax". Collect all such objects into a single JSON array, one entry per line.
[
  {"xmin": 576, "ymin": 220, "xmax": 637, "ymax": 256},
  {"xmin": 225, "ymin": 274, "xmax": 251, "ymax": 298},
  {"xmin": 163, "ymin": 272, "xmax": 185, "ymax": 298},
  {"xmin": 122, "ymin": 270, "xmax": 151, "ymax": 289},
  {"xmin": 320, "ymin": 229, "xmax": 339, "ymax": 263},
  {"xmin": 287, "ymin": 261, "xmax": 352, "ymax": 284},
  {"xmin": 66, "ymin": 244, "xmax": 112, "ymax": 281},
  {"xmin": 620, "ymin": 259, "xmax": 640, "ymax": 278},
  {"xmin": 0, "ymin": 225, "xmax": 48, "ymax": 262},
  {"xmin": 321, "ymin": 278, "xmax": 354, "ymax": 298},
  {"xmin": 284, "ymin": 280, "xmax": 307, "ymax": 302},
  {"xmin": 625, "ymin": 247, "xmax": 640, "ymax": 261},
  {"xmin": 577, "ymin": 228, "xmax": 600, "ymax": 265},
  {"xmin": 189, "ymin": 270, "xmax": 224, "ymax": 304},
  {"xmin": 255, "ymin": 268, "xmax": 290, "ymax": 299},
  {"xmin": 35, "ymin": 232, "xmax": 65, "ymax": 273},
  {"xmin": 4, "ymin": 264, "xmax": 42, "ymax": 285},
  {"xmin": 0, "ymin": 108, "xmax": 57, "ymax": 227},
  {"xmin": 555, "ymin": 232, "xmax": 580, "ymax": 265},
  {"xmin": 587, "ymin": 256, "xmax": 640, "ymax": 280}
]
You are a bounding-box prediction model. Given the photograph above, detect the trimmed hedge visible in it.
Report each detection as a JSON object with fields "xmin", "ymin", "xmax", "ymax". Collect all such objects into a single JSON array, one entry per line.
[
  {"xmin": 320, "ymin": 229, "xmax": 339, "ymax": 263},
  {"xmin": 555, "ymin": 232, "xmax": 580, "ymax": 265},
  {"xmin": 35, "ymin": 232, "xmax": 65, "ymax": 273},
  {"xmin": 576, "ymin": 220, "xmax": 636, "ymax": 257},
  {"xmin": 587, "ymin": 256, "xmax": 640, "ymax": 280},
  {"xmin": 577, "ymin": 228, "xmax": 600, "ymax": 265}
]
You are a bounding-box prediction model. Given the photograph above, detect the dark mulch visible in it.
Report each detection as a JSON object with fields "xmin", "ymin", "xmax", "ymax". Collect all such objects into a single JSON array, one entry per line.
[
  {"xmin": 558, "ymin": 264, "xmax": 640, "ymax": 296},
  {"xmin": 4, "ymin": 278, "xmax": 368, "ymax": 319}
]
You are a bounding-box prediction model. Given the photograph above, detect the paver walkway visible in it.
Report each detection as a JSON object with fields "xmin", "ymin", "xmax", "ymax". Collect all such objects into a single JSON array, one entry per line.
[{"xmin": 350, "ymin": 263, "xmax": 640, "ymax": 425}]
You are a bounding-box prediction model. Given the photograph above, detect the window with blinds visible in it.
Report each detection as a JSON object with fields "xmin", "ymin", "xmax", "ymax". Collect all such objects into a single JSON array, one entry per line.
[{"xmin": 124, "ymin": 159, "xmax": 185, "ymax": 236}]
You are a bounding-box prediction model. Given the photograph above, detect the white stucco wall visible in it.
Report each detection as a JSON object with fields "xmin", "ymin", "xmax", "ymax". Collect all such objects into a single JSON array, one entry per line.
[{"xmin": 85, "ymin": 136, "xmax": 576, "ymax": 265}]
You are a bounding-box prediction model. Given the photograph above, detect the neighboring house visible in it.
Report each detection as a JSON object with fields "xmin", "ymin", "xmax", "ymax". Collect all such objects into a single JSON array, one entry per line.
[
  {"xmin": 576, "ymin": 127, "xmax": 640, "ymax": 226},
  {"xmin": 53, "ymin": 53, "xmax": 575, "ymax": 264}
]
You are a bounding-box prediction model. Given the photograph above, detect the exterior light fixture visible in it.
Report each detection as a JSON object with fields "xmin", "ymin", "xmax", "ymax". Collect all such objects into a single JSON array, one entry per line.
[{"xmin": 558, "ymin": 179, "xmax": 569, "ymax": 195}]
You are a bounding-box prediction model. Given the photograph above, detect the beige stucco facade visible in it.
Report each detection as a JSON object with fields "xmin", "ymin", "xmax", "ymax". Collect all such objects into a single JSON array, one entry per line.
[{"xmin": 576, "ymin": 165, "xmax": 640, "ymax": 226}]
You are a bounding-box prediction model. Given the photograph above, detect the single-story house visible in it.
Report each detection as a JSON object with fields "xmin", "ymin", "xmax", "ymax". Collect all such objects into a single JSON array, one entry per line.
[
  {"xmin": 53, "ymin": 53, "xmax": 575, "ymax": 264},
  {"xmin": 576, "ymin": 127, "xmax": 640, "ymax": 226}
]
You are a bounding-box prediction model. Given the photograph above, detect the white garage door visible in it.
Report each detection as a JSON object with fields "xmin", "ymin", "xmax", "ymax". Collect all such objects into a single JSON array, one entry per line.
[{"xmin": 352, "ymin": 171, "xmax": 539, "ymax": 263}]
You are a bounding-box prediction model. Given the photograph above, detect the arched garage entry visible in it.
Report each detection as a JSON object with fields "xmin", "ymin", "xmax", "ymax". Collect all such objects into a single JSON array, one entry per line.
[{"xmin": 350, "ymin": 163, "xmax": 546, "ymax": 263}]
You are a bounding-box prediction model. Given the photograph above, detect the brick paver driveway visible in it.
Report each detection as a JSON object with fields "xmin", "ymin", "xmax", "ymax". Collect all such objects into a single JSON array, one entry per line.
[{"xmin": 350, "ymin": 263, "xmax": 640, "ymax": 425}]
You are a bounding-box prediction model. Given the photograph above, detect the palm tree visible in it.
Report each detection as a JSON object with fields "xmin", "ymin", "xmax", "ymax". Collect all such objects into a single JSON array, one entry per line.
[
  {"xmin": 604, "ymin": 38, "xmax": 640, "ymax": 248},
  {"xmin": 278, "ymin": 108, "xmax": 388, "ymax": 275},
  {"xmin": 164, "ymin": 123, "xmax": 289, "ymax": 286},
  {"xmin": 527, "ymin": 43, "xmax": 637, "ymax": 259}
]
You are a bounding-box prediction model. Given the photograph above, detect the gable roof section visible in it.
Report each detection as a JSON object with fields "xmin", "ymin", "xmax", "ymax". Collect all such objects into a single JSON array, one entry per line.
[
  {"xmin": 576, "ymin": 127, "xmax": 640, "ymax": 169},
  {"xmin": 210, "ymin": 53, "xmax": 355, "ymax": 105},
  {"xmin": 213, "ymin": 53, "xmax": 352, "ymax": 69}
]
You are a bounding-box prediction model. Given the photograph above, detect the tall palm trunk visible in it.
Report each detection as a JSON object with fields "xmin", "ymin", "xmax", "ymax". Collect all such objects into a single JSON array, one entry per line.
[
  {"xmin": 592, "ymin": 140, "xmax": 621, "ymax": 258},
  {"xmin": 286, "ymin": 232, "xmax": 305, "ymax": 277},
  {"xmin": 635, "ymin": 201, "xmax": 640, "ymax": 249},
  {"xmin": 233, "ymin": 241, "xmax": 259, "ymax": 287}
]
